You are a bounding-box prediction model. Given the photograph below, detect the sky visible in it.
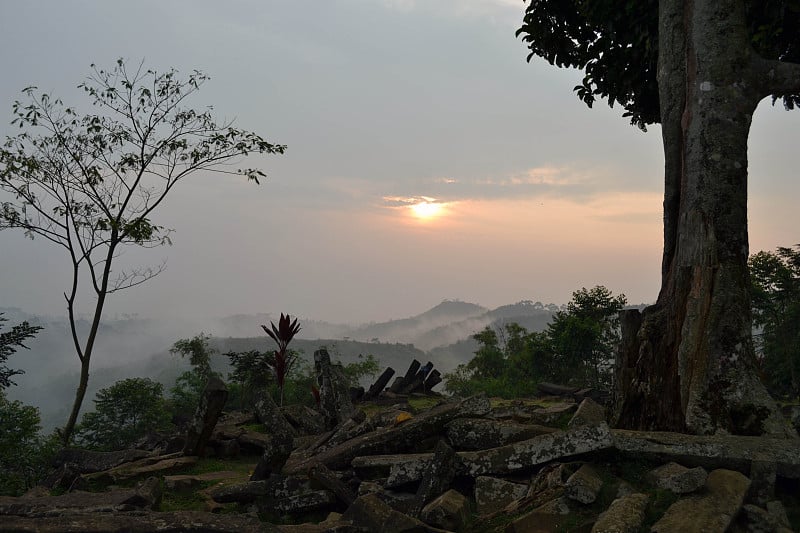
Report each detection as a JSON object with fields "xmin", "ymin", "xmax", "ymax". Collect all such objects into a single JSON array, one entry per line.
[{"xmin": 0, "ymin": 0, "xmax": 798, "ymax": 325}]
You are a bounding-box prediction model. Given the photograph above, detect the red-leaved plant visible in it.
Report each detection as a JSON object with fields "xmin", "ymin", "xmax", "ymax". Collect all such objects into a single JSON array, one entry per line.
[{"xmin": 261, "ymin": 313, "xmax": 301, "ymax": 406}]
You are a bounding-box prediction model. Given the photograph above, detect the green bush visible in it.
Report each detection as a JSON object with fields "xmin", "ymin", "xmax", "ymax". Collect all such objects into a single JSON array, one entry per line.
[
  {"xmin": 75, "ymin": 377, "xmax": 172, "ymax": 450},
  {"xmin": 0, "ymin": 394, "xmax": 59, "ymax": 495}
]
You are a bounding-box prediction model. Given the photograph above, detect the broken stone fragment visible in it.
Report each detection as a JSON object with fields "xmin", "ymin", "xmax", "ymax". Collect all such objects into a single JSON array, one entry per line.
[
  {"xmin": 591, "ymin": 492, "xmax": 648, "ymax": 533},
  {"xmin": 748, "ymin": 459, "xmax": 777, "ymax": 506},
  {"xmin": 285, "ymin": 395, "xmax": 490, "ymax": 474},
  {"xmin": 183, "ymin": 375, "xmax": 229, "ymax": 457},
  {"xmin": 385, "ymin": 454, "xmax": 434, "ymax": 488},
  {"xmin": 568, "ymin": 397, "xmax": 607, "ymax": 429},
  {"xmin": 741, "ymin": 503, "xmax": 794, "ymax": 533},
  {"xmin": 280, "ymin": 404, "xmax": 326, "ymax": 435},
  {"xmin": 474, "ymin": 476, "xmax": 528, "ymax": 515},
  {"xmin": 651, "ymin": 469, "xmax": 751, "ymax": 532},
  {"xmin": 564, "ymin": 464, "xmax": 603, "ymax": 504},
  {"xmin": 255, "ymin": 388, "xmax": 298, "ymax": 440},
  {"xmin": 390, "ymin": 360, "xmax": 421, "ymax": 394},
  {"xmin": 309, "ymin": 463, "xmax": 356, "ymax": 506},
  {"xmin": 315, "ymin": 348, "xmax": 356, "ymax": 430},
  {"xmin": 83, "ymin": 453, "xmax": 198, "ymax": 484},
  {"xmin": 420, "ymin": 489, "xmax": 469, "ymax": 532},
  {"xmin": 260, "ymin": 489, "xmax": 336, "ymax": 515},
  {"xmin": 364, "ymin": 367, "xmax": 396, "ymax": 400},
  {"xmin": 209, "ymin": 480, "xmax": 270, "ymax": 503},
  {"xmin": 410, "ymin": 439, "xmax": 457, "ymax": 517},
  {"xmin": 341, "ymin": 493, "xmax": 437, "ymax": 533},
  {"xmin": 646, "ymin": 462, "xmax": 707, "ymax": 494}
]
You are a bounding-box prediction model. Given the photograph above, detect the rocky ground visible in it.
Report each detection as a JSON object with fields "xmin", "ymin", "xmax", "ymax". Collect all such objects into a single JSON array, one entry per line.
[{"xmin": 1, "ymin": 352, "xmax": 799, "ymax": 532}]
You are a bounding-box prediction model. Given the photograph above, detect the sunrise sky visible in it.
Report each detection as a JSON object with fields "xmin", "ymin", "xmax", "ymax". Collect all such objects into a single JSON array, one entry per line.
[{"xmin": 1, "ymin": 0, "xmax": 798, "ymax": 324}]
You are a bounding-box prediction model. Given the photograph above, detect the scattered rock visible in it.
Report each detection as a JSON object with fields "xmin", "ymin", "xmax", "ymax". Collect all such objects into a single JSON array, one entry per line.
[
  {"xmin": 591, "ymin": 492, "xmax": 648, "ymax": 533},
  {"xmin": 564, "ymin": 463, "xmax": 603, "ymax": 504},
  {"xmin": 83, "ymin": 453, "xmax": 198, "ymax": 484},
  {"xmin": 474, "ymin": 476, "xmax": 528, "ymax": 515},
  {"xmin": 281, "ymin": 404, "xmax": 326, "ymax": 436},
  {"xmin": 568, "ymin": 397, "xmax": 607, "ymax": 429},
  {"xmin": 651, "ymin": 469, "xmax": 751, "ymax": 532},
  {"xmin": 285, "ymin": 395, "xmax": 490, "ymax": 474},
  {"xmin": 341, "ymin": 493, "xmax": 434, "ymax": 533},
  {"xmin": 646, "ymin": 462, "xmax": 707, "ymax": 494},
  {"xmin": 420, "ymin": 489, "xmax": 469, "ymax": 531}
]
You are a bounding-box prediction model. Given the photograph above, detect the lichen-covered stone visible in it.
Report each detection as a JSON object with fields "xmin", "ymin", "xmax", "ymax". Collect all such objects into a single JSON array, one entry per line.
[
  {"xmin": 651, "ymin": 469, "xmax": 751, "ymax": 532},
  {"xmin": 646, "ymin": 462, "xmax": 707, "ymax": 494},
  {"xmin": 611, "ymin": 429, "xmax": 800, "ymax": 479},
  {"xmin": 412, "ymin": 439, "xmax": 457, "ymax": 515},
  {"xmin": 564, "ymin": 464, "xmax": 603, "ymax": 504},
  {"xmin": 315, "ymin": 348, "xmax": 356, "ymax": 430},
  {"xmin": 262, "ymin": 489, "xmax": 336, "ymax": 515},
  {"xmin": 591, "ymin": 492, "xmax": 648, "ymax": 533},
  {"xmin": 445, "ymin": 418, "xmax": 556, "ymax": 451},
  {"xmin": 474, "ymin": 476, "xmax": 528, "ymax": 515},
  {"xmin": 459, "ymin": 423, "xmax": 613, "ymax": 476},
  {"xmin": 183, "ymin": 376, "xmax": 229, "ymax": 456}
]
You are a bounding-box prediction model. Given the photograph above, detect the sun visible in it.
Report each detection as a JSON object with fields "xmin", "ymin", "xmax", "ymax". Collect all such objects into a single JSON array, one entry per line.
[{"xmin": 410, "ymin": 200, "xmax": 444, "ymax": 220}]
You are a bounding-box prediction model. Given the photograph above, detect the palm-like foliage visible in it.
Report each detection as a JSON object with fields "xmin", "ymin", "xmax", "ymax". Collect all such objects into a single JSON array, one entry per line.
[{"xmin": 261, "ymin": 314, "xmax": 301, "ymax": 405}]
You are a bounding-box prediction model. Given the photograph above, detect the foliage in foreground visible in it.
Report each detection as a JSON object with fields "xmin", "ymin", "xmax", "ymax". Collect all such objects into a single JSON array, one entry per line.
[
  {"xmin": 0, "ymin": 394, "xmax": 59, "ymax": 496},
  {"xmin": 0, "ymin": 313, "xmax": 43, "ymax": 390}
]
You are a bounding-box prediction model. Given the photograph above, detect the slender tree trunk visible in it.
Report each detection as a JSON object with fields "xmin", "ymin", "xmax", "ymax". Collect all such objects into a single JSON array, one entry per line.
[
  {"xmin": 614, "ymin": 0, "xmax": 790, "ymax": 435},
  {"xmin": 61, "ymin": 243, "xmax": 115, "ymax": 445}
]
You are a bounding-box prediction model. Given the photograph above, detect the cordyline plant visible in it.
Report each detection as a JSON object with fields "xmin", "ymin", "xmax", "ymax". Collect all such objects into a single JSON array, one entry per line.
[{"xmin": 262, "ymin": 313, "xmax": 301, "ymax": 406}]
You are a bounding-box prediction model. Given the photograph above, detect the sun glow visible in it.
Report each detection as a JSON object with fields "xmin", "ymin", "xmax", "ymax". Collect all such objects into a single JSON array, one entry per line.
[{"xmin": 410, "ymin": 201, "xmax": 444, "ymax": 220}]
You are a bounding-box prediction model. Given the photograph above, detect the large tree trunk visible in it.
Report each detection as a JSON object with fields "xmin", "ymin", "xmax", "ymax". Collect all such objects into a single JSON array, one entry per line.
[{"xmin": 613, "ymin": 0, "xmax": 790, "ymax": 435}]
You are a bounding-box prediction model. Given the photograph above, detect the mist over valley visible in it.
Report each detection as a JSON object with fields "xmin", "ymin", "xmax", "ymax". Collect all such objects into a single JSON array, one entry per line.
[{"xmin": 2, "ymin": 299, "xmax": 565, "ymax": 431}]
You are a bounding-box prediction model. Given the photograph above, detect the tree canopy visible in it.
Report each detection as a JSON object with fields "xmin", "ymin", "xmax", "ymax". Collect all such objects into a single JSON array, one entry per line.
[{"xmin": 517, "ymin": 0, "xmax": 800, "ymax": 129}]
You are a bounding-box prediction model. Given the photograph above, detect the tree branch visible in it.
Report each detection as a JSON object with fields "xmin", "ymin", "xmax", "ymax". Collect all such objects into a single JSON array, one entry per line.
[{"xmin": 756, "ymin": 57, "xmax": 800, "ymax": 100}]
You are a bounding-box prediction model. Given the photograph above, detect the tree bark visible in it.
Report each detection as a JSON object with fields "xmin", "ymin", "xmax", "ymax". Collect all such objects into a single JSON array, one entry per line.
[{"xmin": 614, "ymin": 0, "xmax": 793, "ymax": 435}]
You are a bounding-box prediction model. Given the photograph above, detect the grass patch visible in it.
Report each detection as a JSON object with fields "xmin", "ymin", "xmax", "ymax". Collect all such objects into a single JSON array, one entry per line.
[
  {"xmin": 170, "ymin": 456, "xmax": 254, "ymax": 477},
  {"xmin": 408, "ymin": 396, "xmax": 443, "ymax": 412},
  {"xmin": 159, "ymin": 479, "xmax": 217, "ymax": 512},
  {"xmin": 241, "ymin": 423, "xmax": 267, "ymax": 433}
]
